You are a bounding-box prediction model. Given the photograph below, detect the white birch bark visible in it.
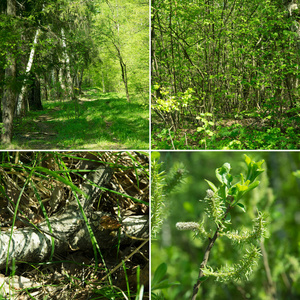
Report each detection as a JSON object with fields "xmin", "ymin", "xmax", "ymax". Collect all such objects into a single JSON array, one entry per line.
[
  {"xmin": 0, "ymin": 206, "xmax": 148, "ymax": 270},
  {"xmin": 16, "ymin": 28, "xmax": 41, "ymax": 116},
  {"xmin": 61, "ymin": 28, "xmax": 73, "ymax": 97},
  {"xmin": 58, "ymin": 68, "xmax": 66, "ymax": 92},
  {"xmin": 0, "ymin": 167, "xmax": 149, "ymax": 270}
]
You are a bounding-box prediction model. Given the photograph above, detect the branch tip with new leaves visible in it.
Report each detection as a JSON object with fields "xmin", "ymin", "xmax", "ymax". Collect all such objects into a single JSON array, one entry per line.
[{"xmin": 176, "ymin": 155, "xmax": 268, "ymax": 292}]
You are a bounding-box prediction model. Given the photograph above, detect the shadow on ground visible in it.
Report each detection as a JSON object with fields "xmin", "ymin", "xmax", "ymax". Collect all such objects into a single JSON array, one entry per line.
[{"xmin": 8, "ymin": 91, "xmax": 149, "ymax": 150}]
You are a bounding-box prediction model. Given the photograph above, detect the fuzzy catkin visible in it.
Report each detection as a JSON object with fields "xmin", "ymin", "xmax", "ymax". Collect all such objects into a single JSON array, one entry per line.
[
  {"xmin": 200, "ymin": 189, "xmax": 226, "ymax": 228},
  {"xmin": 176, "ymin": 222, "xmax": 200, "ymax": 231},
  {"xmin": 202, "ymin": 246, "xmax": 261, "ymax": 282},
  {"xmin": 221, "ymin": 212, "xmax": 267, "ymax": 245}
]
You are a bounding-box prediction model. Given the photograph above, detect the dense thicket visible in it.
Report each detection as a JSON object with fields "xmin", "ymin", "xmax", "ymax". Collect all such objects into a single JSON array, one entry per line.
[{"xmin": 152, "ymin": 0, "xmax": 300, "ymax": 146}]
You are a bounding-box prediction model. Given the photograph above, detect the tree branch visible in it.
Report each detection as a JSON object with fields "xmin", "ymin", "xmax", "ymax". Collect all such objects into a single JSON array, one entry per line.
[{"xmin": 191, "ymin": 205, "xmax": 232, "ymax": 300}]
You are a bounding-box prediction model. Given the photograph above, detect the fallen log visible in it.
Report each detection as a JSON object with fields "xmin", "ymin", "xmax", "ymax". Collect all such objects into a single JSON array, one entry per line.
[{"xmin": 0, "ymin": 166, "xmax": 149, "ymax": 270}]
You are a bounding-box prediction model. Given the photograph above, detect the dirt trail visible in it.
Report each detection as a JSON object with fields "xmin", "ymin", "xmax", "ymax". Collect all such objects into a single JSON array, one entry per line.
[{"xmin": 14, "ymin": 107, "xmax": 62, "ymax": 149}]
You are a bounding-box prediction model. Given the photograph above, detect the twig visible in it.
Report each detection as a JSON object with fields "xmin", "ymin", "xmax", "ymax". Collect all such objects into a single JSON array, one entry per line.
[
  {"xmin": 191, "ymin": 205, "xmax": 232, "ymax": 300},
  {"xmin": 260, "ymin": 240, "xmax": 277, "ymax": 300},
  {"xmin": 100, "ymin": 239, "xmax": 149, "ymax": 282},
  {"xmin": 185, "ymin": 132, "xmax": 188, "ymax": 147},
  {"xmin": 168, "ymin": 128, "xmax": 175, "ymax": 150},
  {"xmin": 191, "ymin": 229, "xmax": 220, "ymax": 300}
]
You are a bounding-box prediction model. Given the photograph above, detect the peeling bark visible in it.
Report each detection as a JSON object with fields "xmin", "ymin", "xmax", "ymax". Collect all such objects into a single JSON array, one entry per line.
[{"xmin": 0, "ymin": 167, "xmax": 149, "ymax": 270}]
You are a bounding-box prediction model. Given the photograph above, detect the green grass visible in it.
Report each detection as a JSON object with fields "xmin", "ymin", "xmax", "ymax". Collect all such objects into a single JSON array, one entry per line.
[{"xmin": 1, "ymin": 88, "xmax": 149, "ymax": 150}]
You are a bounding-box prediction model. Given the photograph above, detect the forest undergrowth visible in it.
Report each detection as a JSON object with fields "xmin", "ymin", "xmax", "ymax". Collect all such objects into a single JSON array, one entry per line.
[
  {"xmin": 1, "ymin": 88, "xmax": 149, "ymax": 150},
  {"xmin": 152, "ymin": 107, "xmax": 300, "ymax": 150}
]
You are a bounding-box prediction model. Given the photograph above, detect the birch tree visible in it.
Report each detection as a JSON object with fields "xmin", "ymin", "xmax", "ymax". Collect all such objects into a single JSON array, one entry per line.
[{"xmin": 16, "ymin": 28, "xmax": 41, "ymax": 116}]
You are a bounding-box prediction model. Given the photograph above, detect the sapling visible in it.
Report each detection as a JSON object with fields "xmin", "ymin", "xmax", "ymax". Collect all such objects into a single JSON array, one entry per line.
[
  {"xmin": 196, "ymin": 113, "xmax": 215, "ymax": 149},
  {"xmin": 176, "ymin": 155, "xmax": 268, "ymax": 300}
]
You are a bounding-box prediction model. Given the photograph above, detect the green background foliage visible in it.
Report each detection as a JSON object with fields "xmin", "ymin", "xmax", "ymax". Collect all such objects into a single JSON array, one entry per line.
[
  {"xmin": 151, "ymin": 151, "xmax": 300, "ymax": 299},
  {"xmin": 88, "ymin": 0, "xmax": 149, "ymax": 100}
]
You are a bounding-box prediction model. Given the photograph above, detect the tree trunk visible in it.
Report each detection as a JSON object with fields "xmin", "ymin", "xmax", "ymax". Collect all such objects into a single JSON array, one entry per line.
[
  {"xmin": 0, "ymin": 167, "xmax": 149, "ymax": 270},
  {"xmin": 56, "ymin": 68, "xmax": 63, "ymax": 99},
  {"xmin": 0, "ymin": 207, "xmax": 148, "ymax": 270},
  {"xmin": 114, "ymin": 44, "xmax": 130, "ymax": 102},
  {"xmin": 120, "ymin": 57, "xmax": 130, "ymax": 102},
  {"xmin": 78, "ymin": 68, "xmax": 84, "ymax": 94},
  {"xmin": 61, "ymin": 28, "xmax": 73, "ymax": 98},
  {"xmin": 27, "ymin": 75, "xmax": 43, "ymax": 111},
  {"xmin": 16, "ymin": 28, "xmax": 40, "ymax": 116},
  {"xmin": 58, "ymin": 68, "xmax": 66, "ymax": 98},
  {"xmin": 1, "ymin": 0, "xmax": 16, "ymax": 144},
  {"xmin": 43, "ymin": 72, "xmax": 49, "ymax": 101},
  {"xmin": 102, "ymin": 69, "xmax": 106, "ymax": 93}
]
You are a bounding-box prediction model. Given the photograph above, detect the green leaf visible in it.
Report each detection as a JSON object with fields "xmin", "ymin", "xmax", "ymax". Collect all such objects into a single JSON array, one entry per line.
[
  {"xmin": 216, "ymin": 163, "xmax": 232, "ymax": 187},
  {"xmin": 205, "ymin": 179, "xmax": 218, "ymax": 192},
  {"xmin": 0, "ymin": 184, "xmax": 6, "ymax": 197},
  {"xmin": 234, "ymin": 180, "xmax": 260, "ymax": 203},
  {"xmin": 198, "ymin": 276, "xmax": 209, "ymax": 282},
  {"xmin": 244, "ymin": 155, "xmax": 265, "ymax": 182},
  {"xmin": 218, "ymin": 185, "xmax": 227, "ymax": 200},
  {"xmin": 151, "ymin": 279, "xmax": 180, "ymax": 290},
  {"xmin": 153, "ymin": 84, "xmax": 160, "ymax": 90},
  {"xmin": 293, "ymin": 170, "xmax": 300, "ymax": 178},
  {"xmin": 197, "ymin": 127, "xmax": 205, "ymax": 132},
  {"xmin": 245, "ymin": 180, "xmax": 260, "ymax": 193},
  {"xmin": 152, "ymin": 263, "xmax": 167, "ymax": 287},
  {"xmin": 225, "ymin": 213, "xmax": 231, "ymax": 222},
  {"xmin": 236, "ymin": 182, "xmax": 249, "ymax": 192},
  {"xmin": 151, "ymin": 152, "xmax": 161, "ymax": 162},
  {"xmin": 236, "ymin": 203, "xmax": 246, "ymax": 212}
]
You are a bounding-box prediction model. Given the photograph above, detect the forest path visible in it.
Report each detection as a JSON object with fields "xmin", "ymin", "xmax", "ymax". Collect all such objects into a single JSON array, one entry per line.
[
  {"xmin": 13, "ymin": 107, "xmax": 60, "ymax": 149},
  {"xmin": 9, "ymin": 89, "xmax": 148, "ymax": 150}
]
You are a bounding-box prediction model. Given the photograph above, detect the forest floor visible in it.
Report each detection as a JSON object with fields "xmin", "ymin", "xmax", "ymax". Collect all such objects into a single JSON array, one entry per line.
[
  {"xmin": 152, "ymin": 110, "xmax": 300, "ymax": 150},
  {"xmin": 2, "ymin": 88, "xmax": 149, "ymax": 150},
  {"xmin": 0, "ymin": 152, "xmax": 149, "ymax": 299}
]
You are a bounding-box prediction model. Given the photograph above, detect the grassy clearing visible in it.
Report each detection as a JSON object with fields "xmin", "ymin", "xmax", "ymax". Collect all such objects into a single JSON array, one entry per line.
[{"xmin": 1, "ymin": 88, "xmax": 149, "ymax": 150}]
